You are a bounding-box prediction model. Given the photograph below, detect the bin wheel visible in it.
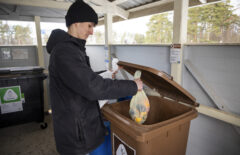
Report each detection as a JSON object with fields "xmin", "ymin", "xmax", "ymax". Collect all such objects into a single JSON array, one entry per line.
[{"xmin": 40, "ymin": 122, "xmax": 48, "ymax": 129}]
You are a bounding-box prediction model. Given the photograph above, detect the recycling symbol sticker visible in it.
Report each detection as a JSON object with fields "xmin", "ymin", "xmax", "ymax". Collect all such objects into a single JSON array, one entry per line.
[
  {"xmin": 116, "ymin": 144, "xmax": 128, "ymax": 155},
  {"xmin": 0, "ymin": 86, "xmax": 23, "ymax": 114},
  {"xmin": 0, "ymin": 86, "xmax": 21, "ymax": 104},
  {"xmin": 4, "ymin": 89, "xmax": 18, "ymax": 101}
]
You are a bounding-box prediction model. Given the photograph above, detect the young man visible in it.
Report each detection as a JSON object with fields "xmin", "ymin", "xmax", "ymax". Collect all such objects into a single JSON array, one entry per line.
[{"xmin": 46, "ymin": 0, "xmax": 142, "ymax": 155}]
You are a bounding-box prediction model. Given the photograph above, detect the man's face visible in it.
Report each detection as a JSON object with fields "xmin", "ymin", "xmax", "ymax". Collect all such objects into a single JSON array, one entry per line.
[{"xmin": 76, "ymin": 22, "xmax": 95, "ymax": 40}]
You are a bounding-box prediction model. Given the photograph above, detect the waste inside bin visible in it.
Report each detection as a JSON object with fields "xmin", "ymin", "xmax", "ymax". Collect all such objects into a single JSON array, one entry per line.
[
  {"xmin": 0, "ymin": 66, "xmax": 47, "ymax": 128},
  {"xmin": 102, "ymin": 61, "xmax": 198, "ymax": 155}
]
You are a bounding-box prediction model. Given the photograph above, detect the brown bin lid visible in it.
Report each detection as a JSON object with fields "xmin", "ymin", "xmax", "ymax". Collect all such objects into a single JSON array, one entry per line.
[{"xmin": 118, "ymin": 61, "xmax": 197, "ymax": 106}]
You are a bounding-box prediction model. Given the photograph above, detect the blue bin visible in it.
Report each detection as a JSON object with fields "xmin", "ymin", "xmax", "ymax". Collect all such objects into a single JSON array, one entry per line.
[
  {"xmin": 117, "ymin": 96, "xmax": 132, "ymax": 102},
  {"xmin": 90, "ymin": 121, "xmax": 112, "ymax": 155}
]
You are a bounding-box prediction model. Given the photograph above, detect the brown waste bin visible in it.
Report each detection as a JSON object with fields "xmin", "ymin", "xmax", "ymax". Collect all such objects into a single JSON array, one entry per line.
[{"xmin": 101, "ymin": 61, "xmax": 198, "ymax": 155}]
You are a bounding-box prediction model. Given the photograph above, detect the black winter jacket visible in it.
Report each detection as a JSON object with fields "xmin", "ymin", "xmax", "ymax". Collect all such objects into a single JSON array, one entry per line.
[{"xmin": 46, "ymin": 29, "xmax": 137, "ymax": 155}]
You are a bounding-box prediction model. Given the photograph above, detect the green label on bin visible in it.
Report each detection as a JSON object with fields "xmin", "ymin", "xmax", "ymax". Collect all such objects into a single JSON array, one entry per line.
[{"xmin": 0, "ymin": 86, "xmax": 21, "ymax": 104}]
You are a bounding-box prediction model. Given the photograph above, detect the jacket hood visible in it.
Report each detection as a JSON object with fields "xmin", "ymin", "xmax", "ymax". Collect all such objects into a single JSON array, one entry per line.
[{"xmin": 46, "ymin": 29, "xmax": 86, "ymax": 54}]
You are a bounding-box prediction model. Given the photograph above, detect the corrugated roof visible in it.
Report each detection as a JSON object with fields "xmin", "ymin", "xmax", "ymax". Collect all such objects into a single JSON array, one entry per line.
[
  {"xmin": 0, "ymin": 0, "xmax": 221, "ymax": 23},
  {"xmin": 118, "ymin": 0, "xmax": 154, "ymax": 10}
]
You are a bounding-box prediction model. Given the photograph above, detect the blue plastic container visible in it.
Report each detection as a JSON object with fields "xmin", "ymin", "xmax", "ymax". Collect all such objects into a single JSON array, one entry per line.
[
  {"xmin": 90, "ymin": 121, "xmax": 112, "ymax": 155},
  {"xmin": 117, "ymin": 96, "xmax": 132, "ymax": 102}
]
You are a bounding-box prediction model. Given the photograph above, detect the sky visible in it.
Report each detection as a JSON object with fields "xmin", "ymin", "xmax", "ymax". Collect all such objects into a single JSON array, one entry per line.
[
  {"xmin": 2, "ymin": 0, "xmax": 240, "ymax": 40},
  {"xmin": 232, "ymin": 0, "xmax": 240, "ymax": 15}
]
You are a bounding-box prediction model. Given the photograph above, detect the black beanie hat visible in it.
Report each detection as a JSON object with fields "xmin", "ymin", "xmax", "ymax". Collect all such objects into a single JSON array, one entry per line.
[{"xmin": 65, "ymin": 0, "xmax": 98, "ymax": 27}]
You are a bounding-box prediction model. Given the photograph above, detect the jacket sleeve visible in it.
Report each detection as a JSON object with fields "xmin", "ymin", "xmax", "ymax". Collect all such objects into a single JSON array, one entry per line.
[
  {"xmin": 54, "ymin": 46, "xmax": 137, "ymax": 101},
  {"xmin": 95, "ymin": 70, "xmax": 106, "ymax": 74}
]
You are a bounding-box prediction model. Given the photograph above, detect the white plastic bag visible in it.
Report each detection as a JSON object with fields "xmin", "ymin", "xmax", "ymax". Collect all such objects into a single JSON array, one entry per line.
[
  {"xmin": 129, "ymin": 70, "xmax": 150, "ymax": 124},
  {"xmin": 98, "ymin": 58, "xmax": 119, "ymax": 108}
]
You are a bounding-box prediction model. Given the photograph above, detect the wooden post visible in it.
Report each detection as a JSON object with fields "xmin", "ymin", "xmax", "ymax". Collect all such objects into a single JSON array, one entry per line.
[
  {"xmin": 104, "ymin": 13, "xmax": 113, "ymax": 70},
  {"xmin": 34, "ymin": 16, "xmax": 48, "ymax": 112},
  {"xmin": 171, "ymin": 0, "xmax": 189, "ymax": 85}
]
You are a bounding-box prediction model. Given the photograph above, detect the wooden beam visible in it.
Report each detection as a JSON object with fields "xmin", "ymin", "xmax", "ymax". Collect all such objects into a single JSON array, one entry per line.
[
  {"xmin": 0, "ymin": 0, "xmax": 129, "ymax": 19},
  {"xmin": 197, "ymin": 104, "xmax": 240, "ymax": 127},
  {"xmin": 129, "ymin": 2, "xmax": 173, "ymax": 19},
  {"xmin": 128, "ymin": 0, "xmax": 174, "ymax": 12},
  {"xmin": 114, "ymin": 5, "xmax": 129, "ymax": 19},
  {"xmin": 12, "ymin": 5, "xmax": 20, "ymax": 15},
  {"xmin": 98, "ymin": 0, "xmax": 175, "ymax": 25},
  {"xmin": 98, "ymin": 2, "xmax": 174, "ymax": 25},
  {"xmin": 40, "ymin": 17, "xmax": 65, "ymax": 23},
  {"xmin": 34, "ymin": 16, "xmax": 44, "ymax": 67},
  {"xmin": 34, "ymin": 16, "xmax": 49, "ymax": 112},
  {"xmin": 0, "ymin": 15, "xmax": 34, "ymax": 21},
  {"xmin": 0, "ymin": 14, "xmax": 66, "ymax": 23},
  {"xmin": 112, "ymin": 0, "xmax": 129, "ymax": 5},
  {"xmin": 0, "ymin": 0, "xmax": 104, "ymax": 13},
  {"xmin": 189, "ymin": 0, "xmax": 220, "ymax": 6},
  {"xmin": 0, "ymin": 0, "xmax": 71, "ymax": 10},
  {"xmin": 98, "ymin": 0, "xmax": 220, "ymax": 25},
  {"xmin": 0, "ymin": 0, "xmax": 221, "ymax": 24},
  {"xmin": 0, "ymin": 5, "xmax": 20, "ymax": 17},
  {"xmin": 104, "ymin": 13, "xmax": 113, "ymax": 70},
  {"xmin": 184, "ymin": 60, "xmax": 230, "ymax": 111},
  {"xmin": 0, "ymin": 5, "xmax": 12, "ymax": 14},
  {"xmin": 85, "ymin": 0, "xmax": 129, "ymax": 19},
  {"xmin": 85, "ymin": 0, "xmax": 106, "ymax": 5},
  {"xmin": 170, "ymin": 0, "xmax": 189, "ymax": 85},
  {"xmin": 184, "ymin": 60, "xmax": 240, "ymax": 135}
]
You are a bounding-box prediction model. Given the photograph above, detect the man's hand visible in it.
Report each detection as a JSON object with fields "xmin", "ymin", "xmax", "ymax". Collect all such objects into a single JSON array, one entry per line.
[
  {"xmin": 134, "ymin": 79, "xmax": 143, "ymax": 91},
  {"xmin": 111, "ymin": 66, "xmax": 123, "ymax": 79}
]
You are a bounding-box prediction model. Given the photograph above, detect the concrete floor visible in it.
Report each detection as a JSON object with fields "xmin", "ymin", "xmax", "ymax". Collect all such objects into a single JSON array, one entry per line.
[{"xmin": 0, "ymin": 114, "xmax": 59, "ymax": 155}]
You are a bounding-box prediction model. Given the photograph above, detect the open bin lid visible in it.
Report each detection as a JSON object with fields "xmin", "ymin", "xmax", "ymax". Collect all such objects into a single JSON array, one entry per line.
[{"xmin": 118, "ymin": 61, "xmax": 197, "ymax": 107}]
